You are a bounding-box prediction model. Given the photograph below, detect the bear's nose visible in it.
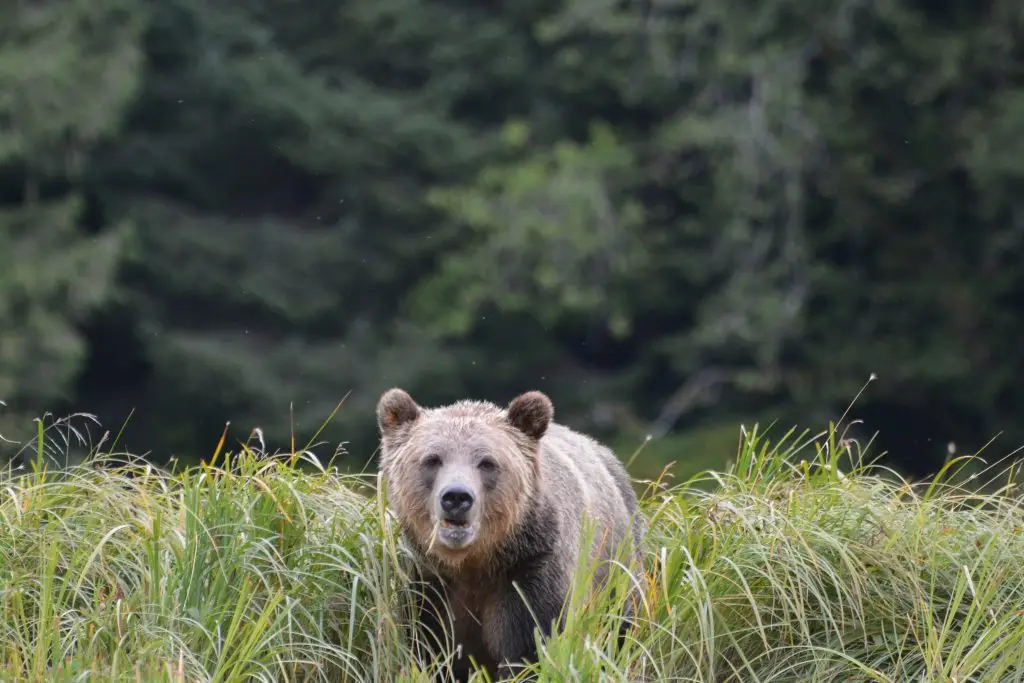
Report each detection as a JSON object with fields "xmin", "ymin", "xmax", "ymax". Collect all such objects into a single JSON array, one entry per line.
[{"xmin": 439, "ymin": 484, "xmax": 475, "ymax": 517}]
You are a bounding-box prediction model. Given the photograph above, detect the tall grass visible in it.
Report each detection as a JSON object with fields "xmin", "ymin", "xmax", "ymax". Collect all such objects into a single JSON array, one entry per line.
[{"xmin": 2, "ymin": 414, "xmax": 1024, "ymax": 682}]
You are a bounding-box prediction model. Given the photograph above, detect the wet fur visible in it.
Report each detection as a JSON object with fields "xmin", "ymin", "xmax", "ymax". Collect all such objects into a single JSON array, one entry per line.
[{"xmin": 377, "ymin": 389, "xmax": 646, "ymax": 682}]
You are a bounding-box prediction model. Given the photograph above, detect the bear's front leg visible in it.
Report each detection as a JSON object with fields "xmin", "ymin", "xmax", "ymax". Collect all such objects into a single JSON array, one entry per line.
[
  {"xmin": 407, "ymin": 575, "xmax": 468, "ymax": 683},
  {"xmin": 482, "ymin": 567, "xmax": 567, "ymax": 681}
]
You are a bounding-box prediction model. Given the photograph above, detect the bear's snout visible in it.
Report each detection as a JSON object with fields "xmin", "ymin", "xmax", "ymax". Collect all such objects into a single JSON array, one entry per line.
[{"xmin": 439, "ymin": 484, "xmax": 475, "ymax": 520}]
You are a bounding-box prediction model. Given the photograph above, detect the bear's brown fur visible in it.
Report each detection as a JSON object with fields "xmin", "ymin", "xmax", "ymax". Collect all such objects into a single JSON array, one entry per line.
[{"xmin": 376, "ymin": 388, "xmax": 645, "ymax": 681}]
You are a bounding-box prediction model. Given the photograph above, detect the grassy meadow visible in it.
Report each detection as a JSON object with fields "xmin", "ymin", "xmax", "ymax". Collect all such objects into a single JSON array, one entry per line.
[{"xmin": 2, "ymin": 413, "xmax": 1024, "ymax": 682}]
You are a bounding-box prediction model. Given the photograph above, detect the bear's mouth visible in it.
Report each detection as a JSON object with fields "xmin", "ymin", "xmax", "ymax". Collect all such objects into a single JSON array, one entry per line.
[
  {"xmin": 434, "ymin": 516, "xmax": 477, "ymax": 550},
  {"xmin": 440, "ymin": 518, "xmax": 470, "ymax": 529}
]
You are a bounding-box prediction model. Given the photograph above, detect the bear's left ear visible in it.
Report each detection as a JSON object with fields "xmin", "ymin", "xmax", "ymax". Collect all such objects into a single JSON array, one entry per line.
[
  {"xmin": 506, "ymin": 391, "xmax": 553, "ymax": 441},
  {"xmin": 377, "ymin": 388, "xmax": 421, "ymax": 436}
]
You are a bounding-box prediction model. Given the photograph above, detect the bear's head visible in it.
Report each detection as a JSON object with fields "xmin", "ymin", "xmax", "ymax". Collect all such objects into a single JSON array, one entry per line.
[{"xmin": 375, "ymin": 388, "xmax": 553, "ymax": 568}]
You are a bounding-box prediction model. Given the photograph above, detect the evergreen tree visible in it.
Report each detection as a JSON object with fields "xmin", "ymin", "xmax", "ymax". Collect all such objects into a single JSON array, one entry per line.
[{"xmin": 0, "ymin": 0, "xmax": 143, "ymax": 448}]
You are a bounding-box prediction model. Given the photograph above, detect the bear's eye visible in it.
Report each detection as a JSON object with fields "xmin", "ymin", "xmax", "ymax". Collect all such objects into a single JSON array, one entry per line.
[
  {"xmin": 422, "ymin": 454, "xmax": 443, "ymax": 469},
  {"xmin": 478, "ymin": 458, "xmax": 498, "ymax": 473}
]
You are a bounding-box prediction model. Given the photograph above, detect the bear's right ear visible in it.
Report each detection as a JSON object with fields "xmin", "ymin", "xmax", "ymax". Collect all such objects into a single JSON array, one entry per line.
[{"xmin": 377, "ymin": 388, "xmax": 420, "ymax": 435}]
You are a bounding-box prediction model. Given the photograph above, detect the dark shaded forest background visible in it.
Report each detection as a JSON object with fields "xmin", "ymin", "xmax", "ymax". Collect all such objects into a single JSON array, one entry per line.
[{"xmin": 2, "ymin": 0, "xmax": 1023, "ymax": 481}]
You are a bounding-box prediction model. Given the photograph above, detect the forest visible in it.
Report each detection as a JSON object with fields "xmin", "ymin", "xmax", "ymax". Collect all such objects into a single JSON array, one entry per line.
[
  {"xmin": 3, "ymin": 0, "xmax": 1024, "ymax": 479},
  {"xmin": 6, "ymin": 3, "xmax": 1024, "ymax": 681}
]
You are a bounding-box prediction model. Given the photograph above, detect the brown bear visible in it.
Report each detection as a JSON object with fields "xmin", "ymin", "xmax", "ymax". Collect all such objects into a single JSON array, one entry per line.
[{"xmin": 376, "ymin": 388, "xmax": 646, "ymax": 681}]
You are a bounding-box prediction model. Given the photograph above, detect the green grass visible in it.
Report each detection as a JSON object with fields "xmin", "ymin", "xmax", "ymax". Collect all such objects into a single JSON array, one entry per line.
[
  {"xmin": 613, "ymin": 419, "xmax": 764, "ymax": 487},
  {"xmin": 3, "ymin": 415, "xmax": 1024, "ymax": 682}
]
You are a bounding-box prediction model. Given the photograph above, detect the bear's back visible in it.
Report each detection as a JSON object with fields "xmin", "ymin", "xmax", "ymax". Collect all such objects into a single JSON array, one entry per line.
[{"xmin": 536, "ymin": 422, "xmax": 643, "ymax": 573}]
